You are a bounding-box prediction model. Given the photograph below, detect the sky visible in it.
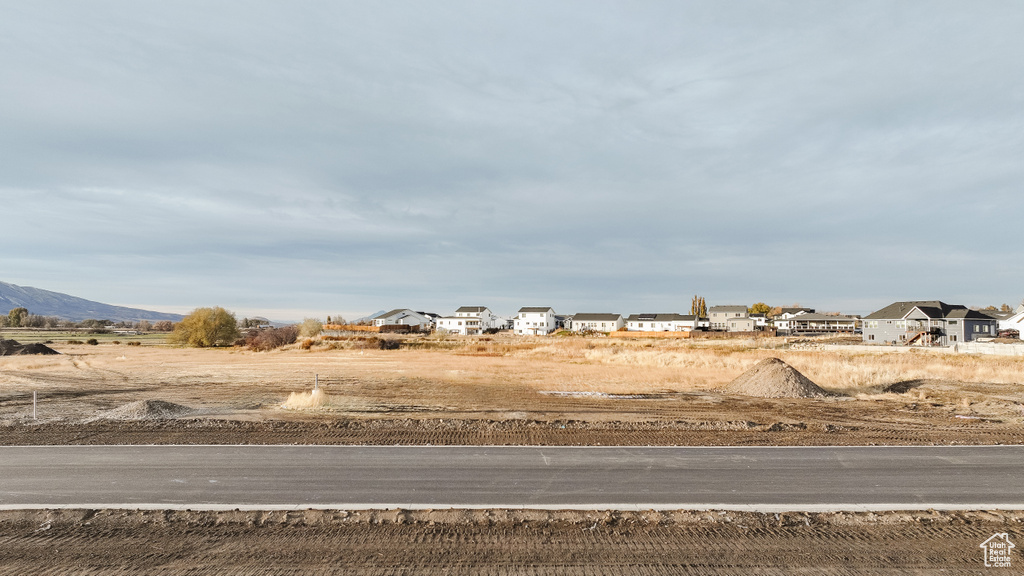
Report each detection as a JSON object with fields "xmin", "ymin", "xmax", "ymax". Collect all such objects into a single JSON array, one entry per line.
[{"xmin": 1, "ymin": 1, "xmax": 1022, "ymax": 322}]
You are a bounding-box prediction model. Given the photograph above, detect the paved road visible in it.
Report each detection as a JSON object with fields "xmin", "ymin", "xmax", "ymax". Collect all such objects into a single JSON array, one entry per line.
[{"xmin": 2, "ymin": 445, "xmax": 1022, "ymax": 511}]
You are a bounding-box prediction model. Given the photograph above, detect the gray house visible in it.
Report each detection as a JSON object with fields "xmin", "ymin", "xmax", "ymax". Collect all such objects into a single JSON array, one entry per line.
[
  {"xmin": 862, "ymin": 301, "xmax": 999, "ymax": 345},
  {"xmin": 708, "ymin": 305, "xmax": 748, "ymax": 330}
]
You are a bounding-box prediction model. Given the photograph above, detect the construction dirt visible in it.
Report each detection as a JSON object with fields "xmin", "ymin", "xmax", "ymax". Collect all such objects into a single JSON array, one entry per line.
[
  {"xmin": 0, "ymin": 339, "xmax": 1022, "ymax": 446},
  {"xmin": 724, "ymin": 357, "xmax": 831, "ymax": 398},
  {"xmin": 0, "ymin": 339, "xmax": 59, "ymax": 356},
  {"xmin": 2, "ymin": 337, "xmax": 1023, "ymax": 573},
  {"xmin": 1, "ymin": 508, "xmax": 1020, "ymax": 575}
]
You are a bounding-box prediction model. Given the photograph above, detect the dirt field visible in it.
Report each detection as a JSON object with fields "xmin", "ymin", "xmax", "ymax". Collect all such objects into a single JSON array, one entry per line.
[
  {"xmin": 1, "ymin": 508, "xmax": 1020, "ymax": 575},
  {"xmin": 1, "ymin": 335, "xmax": 1022, "ymax": 446},
  {"xmin": 2, "ymin": 335, "xmax": 1023, "ymax": 573}
]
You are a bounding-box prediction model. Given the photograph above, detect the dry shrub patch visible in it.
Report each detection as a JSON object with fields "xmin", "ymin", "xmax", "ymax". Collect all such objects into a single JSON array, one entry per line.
[{"xmin": 245, "ymin": 326, "xmax": 299, "ymax": 351}]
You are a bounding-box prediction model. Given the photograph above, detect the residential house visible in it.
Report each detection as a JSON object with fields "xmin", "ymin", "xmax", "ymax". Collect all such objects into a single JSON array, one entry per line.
[
  {"xmin": 567, "ymin": 313, "xmax": 624, "ymax": 333},
  {"xmin": 436, "ymin": 306, "xmax": 504, "ymax": 335},
  {"xmin": 708, "ymin": 306, "xmax": 748, "ymax": 330},
  {"xmin": 625, "ymin": 313, "xmax": 698, "ymax": 332},
  {"xmin": 862, "ymin": 301, "xmax": 999, "ymax": 345},
  {"xmin": 726, "ymin": 317, "xmax": 756, "ymax": 332},
  {"xmin": 772, "ymin": 308, "xmax": 815, "ymax": 333},
  {"xmin": 787, "ymin": 313, "xmax": 859, "ymax": 335},
  {"xmin": 371, "ymin": 309, "xmax": 434, "ymax": 330},
  {"xmin": 514, "ymin": 307, "xmax": 557, "ymax": 336},
  {"xmin": 998, "ymin": 305, "xmax": 1024, "ymax": 339},
  {"xmin": 749, "ymin": 313, "xmax": 768, "ymax": 329}
]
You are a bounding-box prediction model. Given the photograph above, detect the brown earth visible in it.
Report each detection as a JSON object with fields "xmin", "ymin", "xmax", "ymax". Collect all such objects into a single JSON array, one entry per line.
[
  {"xmin": 1, "ymin": 339, "xmax": 1023, "ymax": 446},
  {"xmin": 724, "ymin": 357, "xmax": 831, "ymax": 398},
  {"xmin": 1, "ymin": 508, "xmax": 1020, "ymax": 575},
  {"xmin": 2, "ymin": 338, "xmax": 1023, "ymax": 574}
]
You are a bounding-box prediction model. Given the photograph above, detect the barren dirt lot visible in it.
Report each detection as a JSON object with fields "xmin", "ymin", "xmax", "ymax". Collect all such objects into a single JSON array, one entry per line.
[
  {"xmin": 1, "ymin": 334, "xmax": 1022, "ymax": 446},
  {"xmin": 1, "ymin": 508, "xmax": 1021, "ymax": 575},
  {"xmin": 2, "ymin": 335, "xmax": 1023, "ymax": 573}
]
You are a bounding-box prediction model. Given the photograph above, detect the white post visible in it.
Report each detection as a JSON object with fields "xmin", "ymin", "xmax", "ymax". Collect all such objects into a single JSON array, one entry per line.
[
  {"xmin": 33, "ymin": 391, "xmax": 36, "ymax": 420},
  {"xmin": 315, "ymin": 374, "xmax": 319, "ymax": 390}
]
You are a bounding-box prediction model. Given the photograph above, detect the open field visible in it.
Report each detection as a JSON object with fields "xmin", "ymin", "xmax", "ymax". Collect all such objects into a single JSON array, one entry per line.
[
  {"xmin": 1, "ymin": 334, "xmax": 1022, "ymax": 446},
  {"xmin": 3, "ymin": 334, "xmax": 1022, "ymax": 574},
  {"xmin": 1, "ymin": 508, "xmax": 1020, "ymax": 575}
]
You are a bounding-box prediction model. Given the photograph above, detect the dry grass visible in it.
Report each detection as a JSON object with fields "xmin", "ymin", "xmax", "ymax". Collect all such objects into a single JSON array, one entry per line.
[
  {"xmin": 2, "ymin": 335, "xmax": 1023, "ymax": 424},
  {"xmin": 514, "ymin": 337, "xmax": 1024, "ymax": 394},
  {"xmin": 282, "ymin": 388, "xmax": 329, "ymax": 409}
]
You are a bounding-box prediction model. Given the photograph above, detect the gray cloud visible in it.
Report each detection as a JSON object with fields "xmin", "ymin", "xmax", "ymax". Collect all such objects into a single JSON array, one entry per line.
[{"xmin": 1, "ymin": 1, "xmax": 1022, "ymax": 319}]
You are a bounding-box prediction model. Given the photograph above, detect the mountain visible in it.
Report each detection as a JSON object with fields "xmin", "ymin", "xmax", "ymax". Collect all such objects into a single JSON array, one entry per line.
[{"xmin": 0, "ymin": 281, "xmax": 184, "ymax": 323}]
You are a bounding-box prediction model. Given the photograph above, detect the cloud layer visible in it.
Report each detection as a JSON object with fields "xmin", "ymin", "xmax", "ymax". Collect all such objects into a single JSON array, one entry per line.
[{"xmin": 2, "ymin": 2, "xmax": 1022, "ymax": 319}]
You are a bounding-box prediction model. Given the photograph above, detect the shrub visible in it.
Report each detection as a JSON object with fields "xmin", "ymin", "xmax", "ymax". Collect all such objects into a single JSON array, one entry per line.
[
  {"xmin": 378, "ymin": 338, "xmax": 401, "ymax": 350},
  {"xmin": 245, "ymin": 326, "xmax": 299, "ymax": 351},
  {"xmin": 127, "ymin": 341, "xmax": 142, "ymax": 347},
  {"xmin": 169, "ymin": 307, "xmax": 240, "ymax": 348},
  {"xmin": 86, "ymin": 339, "xmax": 99, "ymax": 346},
  {"xmin": 298, "ymin": 318, "xmax": 323, "ymax": 338},
  {"xmin": 300, "ymin": 338, "xmax": 315, "ymax": 350},
  {"xmin": 66, "ymin": 340, "xmax": 84, "ymax": 345},
  {"xmin": 111, "ymin": 340, "xmax": 121, "ymax": 345}
]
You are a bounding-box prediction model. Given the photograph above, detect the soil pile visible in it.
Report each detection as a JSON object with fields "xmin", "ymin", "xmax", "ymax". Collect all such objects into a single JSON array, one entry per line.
[
  {"xmin": 725, "ymin": 358, "xmax": 831, "ymax": 398},
  {"xmin": 94, "ymin": 400, "xmax": 196, "ymax": 421},
  {"xmin": 0, "ymin": 339, "xmax": 60, "ymax": 356}
]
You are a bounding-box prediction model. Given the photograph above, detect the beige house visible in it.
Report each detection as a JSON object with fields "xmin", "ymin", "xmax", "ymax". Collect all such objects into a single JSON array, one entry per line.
[
  {"xmin": 726, "ymin": 317, "xmax": 756, "ymax": 332},
  {"xmin": 709, "ymin": 305, "xmax": 748, "ymax": 330}
]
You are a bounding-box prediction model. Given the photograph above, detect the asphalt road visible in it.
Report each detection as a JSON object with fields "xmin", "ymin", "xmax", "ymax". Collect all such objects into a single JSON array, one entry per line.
[{"xmin": 2, "ymin": 445, "xmax": 1022, "ymax": 511}]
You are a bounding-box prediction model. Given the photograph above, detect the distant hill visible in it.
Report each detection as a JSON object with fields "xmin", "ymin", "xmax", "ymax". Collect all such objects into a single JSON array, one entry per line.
[{"xmin": 0, "ymin": 281, "xmax": 184, "ymax": 323}]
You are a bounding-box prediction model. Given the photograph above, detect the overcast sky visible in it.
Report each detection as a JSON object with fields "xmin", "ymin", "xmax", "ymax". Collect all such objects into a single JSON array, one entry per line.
[{"xmin": 2, "ymin": 2, "xmax": 1022, "ymax": 321}]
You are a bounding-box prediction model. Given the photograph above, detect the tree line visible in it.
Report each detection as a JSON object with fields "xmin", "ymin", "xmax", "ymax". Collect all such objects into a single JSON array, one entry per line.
[{"xmin": 1, "ymin": 308, "xmax": 173, "ymax": 331}]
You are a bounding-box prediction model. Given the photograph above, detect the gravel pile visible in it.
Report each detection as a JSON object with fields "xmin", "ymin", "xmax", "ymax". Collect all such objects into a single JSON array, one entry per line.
[
  {"xmin": 94, "ymin": 400, "xmax": 196, "ymax": 421},
  {"xmin": 0, "ymin": 339, "xmax": 60, "ymax": 356},
  {"xmin": 724, "ymin": 358, "xmax": 831, "ymax": 398}
]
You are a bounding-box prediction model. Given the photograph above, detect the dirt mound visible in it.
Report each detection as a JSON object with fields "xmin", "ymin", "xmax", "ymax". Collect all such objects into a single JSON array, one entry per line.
[
  {"xmin": 94, "ymin": 400, "xmax": 196, "ymax": 421},
  {"xmin": 725, "ymin": 358, "xmax": 831, "ymax": 398},
  {"xmin": 0, "ymin": 339, "xmax": 60, "ymax": 356}
]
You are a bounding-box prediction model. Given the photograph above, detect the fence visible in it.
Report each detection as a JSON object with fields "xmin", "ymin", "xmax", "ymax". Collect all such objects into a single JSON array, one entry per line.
[
  {"xmin": 608, "ymin": 329, "xmax": 776, "ymax": 340},
  {"xmin": 953, "ymin": 341, "xmax": 1024, "ymax": 356},
  {"xmin": 322, "ymin": 324, "xmax": 380, "ymax": 333}
]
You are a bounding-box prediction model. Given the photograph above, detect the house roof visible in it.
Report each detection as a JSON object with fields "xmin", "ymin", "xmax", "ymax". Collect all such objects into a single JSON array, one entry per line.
[
  {"xmin": 570, "ymin": 313, "xmax": 622, "ymax": 321},
  {"xmin": 377, "ymin": 308, "xmax": 412, "ymax": 319},
  {"xmin": 788, "ymin": 313, "xmax": 857, "ymax": 322},
  {"xmin": 455, "ymin": 306, "xmax": 489, "ymax": 313},
  {"xmin": 518, "ymin": 306, "xmax": 554, "ymax": 313},
  {"xmin": 709, "ymin": 305, "xmax": 747, "ymax": 313},
  {"xmin": 778, "ymin": 307, "xmax": 815, "ymax": 315},
  {"xmin": 864, "ymin": 301, "xmax": 994, "ymax": 321},
  {"xmin": 625, "ymin": 313, "xmax": 696, "ymax": 322}
]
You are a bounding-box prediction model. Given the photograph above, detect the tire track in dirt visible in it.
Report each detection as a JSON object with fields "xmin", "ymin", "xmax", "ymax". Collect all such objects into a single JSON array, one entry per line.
[
  {"xmin": 1, "ymin": 509, "xmax": 1017, "ymax": 575},
  {"xmin": 2, "ymin": 419, "xmax": 1022, "ymax": 446}
]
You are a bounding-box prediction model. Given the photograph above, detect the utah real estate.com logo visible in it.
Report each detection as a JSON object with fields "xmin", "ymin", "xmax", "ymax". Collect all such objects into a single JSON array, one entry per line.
[{"xmin": 980, "ymin": 533, "xmax": 1014, "ymax": 568}]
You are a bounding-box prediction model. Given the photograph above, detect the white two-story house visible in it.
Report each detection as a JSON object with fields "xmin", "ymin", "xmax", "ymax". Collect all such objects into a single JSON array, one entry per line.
[
  {"xmin": 514, "ymin": 307, "xmax": 557, "ymax": 336},
  {"xmin": 436, "ymin": 306, "xmax": 503, "ymax": 335}
]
